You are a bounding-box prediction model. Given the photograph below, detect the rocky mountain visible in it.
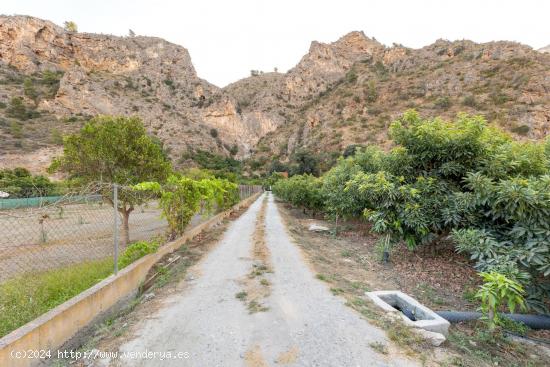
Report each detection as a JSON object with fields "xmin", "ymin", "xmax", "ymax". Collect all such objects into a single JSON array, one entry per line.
[
  {"xmin": 0, "ymin": 16, "xmax": 379, "ymax": 174},
  {"xmin": 0, "ymin": 16, "xmax": 273, "ymax": 171},
  {"xmin": 248, "ymin": 39, "xmax": 550, "ymax": 173},
  {"xmin": 539, "ymin": 45, "xmax": 550, "ymax": 53},
  {"xmin": 1, "ymin": 15, "xmax": 549, "ymax": 176}
]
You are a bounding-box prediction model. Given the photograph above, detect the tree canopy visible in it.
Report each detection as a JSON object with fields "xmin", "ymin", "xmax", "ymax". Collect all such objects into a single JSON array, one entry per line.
[
  {"xmin": 50, "ymin": 115, "xmax": 172, "ymax": 245},
  {"xmin": 273, "ymin": 111, "xmax": 550, "ymax": 313},
  {"xmin": 50, "ymin": 115, "xmax": 171, "ymax": 185}
]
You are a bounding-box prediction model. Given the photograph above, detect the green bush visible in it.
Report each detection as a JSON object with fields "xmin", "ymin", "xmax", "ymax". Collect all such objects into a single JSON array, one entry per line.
[
  {"xmin": 183, "ymin": 149, "xmax": 241, "ymax": 175},
  {"xmin": 289, "ymin": 149, "xmax": 320, "ymax": 176},
  {"xmin": 273, "ymin": 174, "xmax": 324, "ymax": 213},
  {"xmin": 135, "ymin": 175, "xmax": 240, "ymax": 236},
  {"xmin": 321, "ymin": 158, "xmax": 365, "ymax": 220},
  {"xmin": 476, "ymin": 272, "xmax": 526, "ymax": 330},
  {"xmin": 118, "ymin": 240, "xmax": 159, "ymax": 269},
  {"xmin": 453, "ymin": 173, "xmax": 550, "ymax": 312},
  {"xmin": 273, "ymin": 110, "xmax": 550, "ymax": 312},
  {"xmin": 0, "ymin": 167, "xmax": 59, "ymax": 198},
  {"xmin": 434, "ymin": 96, "xmax": 451, "ymax": 109},
  {"xmin": 6, "ymin": 96, "xmax": 40, "ymax": 120}
]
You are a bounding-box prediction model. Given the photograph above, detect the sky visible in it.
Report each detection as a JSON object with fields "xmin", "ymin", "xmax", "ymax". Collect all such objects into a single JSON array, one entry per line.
[{"xmin": 2, "ymin": 0, "xmax": 549, "ymax": 87}]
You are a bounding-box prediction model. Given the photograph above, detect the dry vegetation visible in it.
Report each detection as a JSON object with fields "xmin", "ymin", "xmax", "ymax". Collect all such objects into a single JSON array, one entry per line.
[
  {"xmin": 236, "ymin": 196, "xmax": 272, "ymax": 314},
  {"xmin": 249, "ymin": 41, "xmax": 550, "ymax": 173}
]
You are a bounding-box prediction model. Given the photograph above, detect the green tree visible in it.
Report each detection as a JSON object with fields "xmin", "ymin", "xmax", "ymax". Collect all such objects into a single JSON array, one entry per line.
[
  {"xmin": 273, "ymin": 174, "xmax": 324, "ymax": 214},
  {"xmin": 290, "ymin": 149, "xmax": 320, "ymax": 176},
  {"xmin": 135, "ymin": 176, "xmax": 238, "ymax": 237},
  {"xmin": 50, "ymin": 116, "xmax": 171, "ymax": 245},
  {"xmin": 23, "ymin": 78, "xmax": 39, "ymax": 105}
]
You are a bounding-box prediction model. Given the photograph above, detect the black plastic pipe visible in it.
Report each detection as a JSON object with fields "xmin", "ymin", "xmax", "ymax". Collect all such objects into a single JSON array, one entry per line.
[{"xmin": 436, "ymin": 311, "xmax": 550, "ymax": 330}]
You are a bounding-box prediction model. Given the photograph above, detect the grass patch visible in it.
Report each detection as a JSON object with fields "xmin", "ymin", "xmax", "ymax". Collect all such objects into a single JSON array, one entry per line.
[
  {"xmin": 247, "ymin": 300, "xmax": 269, "ymax": 314},
  {"xmin": 369, "ymin": 341, "xmax": 388, "ymax": 355},
  {"xmin": 446, "ymin": 323, "xmax": 543, "ymax": 367},
  {"xmin": 235, "ymin": 291, "xmax": 248, "ymax": 300},
  {"xmin": 316, "ymin": 274, "xmax": 329, "ymax": 282},
  {"xmin": 249, "ymin": 264, "xmax": 270, "ymax": 278},
  {"xmin": 0, "ymin": 258, "xmax": 113, "ymax": 337},
  {"xmin": 340, "ymin": 249, "xmax": 352, "ymax": 257}
]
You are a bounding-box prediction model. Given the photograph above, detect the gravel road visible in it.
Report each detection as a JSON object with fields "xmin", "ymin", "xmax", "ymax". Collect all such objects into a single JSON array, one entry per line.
[{"xmin": 116, "ymin": 193, "xmax": 417, "ymax": 367}]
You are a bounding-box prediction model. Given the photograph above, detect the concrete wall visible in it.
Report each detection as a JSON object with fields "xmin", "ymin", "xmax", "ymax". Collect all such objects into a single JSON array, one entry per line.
[{"xmin": 0, "ymin": 193, "xmax": 261, "ymax": 367}]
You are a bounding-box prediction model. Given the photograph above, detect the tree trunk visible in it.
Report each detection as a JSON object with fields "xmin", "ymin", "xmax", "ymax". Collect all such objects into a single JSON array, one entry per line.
[{"xmin": 118, "ymin": 206, "xmax": 133, "ymax": 247}]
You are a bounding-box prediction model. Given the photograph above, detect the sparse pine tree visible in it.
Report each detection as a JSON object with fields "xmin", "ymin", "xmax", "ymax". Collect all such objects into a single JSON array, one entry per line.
[{"xmin": 64, "ymin": 21, "xmax": 78, "ymax": 33}]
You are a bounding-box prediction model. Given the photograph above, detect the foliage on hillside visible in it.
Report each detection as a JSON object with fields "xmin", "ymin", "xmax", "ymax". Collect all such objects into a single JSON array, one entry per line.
[
  {"xmin": 274, "ymin": 111, "xmax": 550, "ymax": 313},
  {"xmin": 180, "ymin": 149, "xmax": 242, "ymax": 181},
  {"xmin": 0, "ymin": 167, "xmax": 59, "ymax": 197},
  {"xmin": 250, "ymin": 40, "xmax": 550, "ymax": 174}
]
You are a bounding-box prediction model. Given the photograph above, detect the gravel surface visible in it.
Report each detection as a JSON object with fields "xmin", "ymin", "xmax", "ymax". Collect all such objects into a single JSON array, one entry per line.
[{"xmin": 116, "ymin": 193, "xmax": 417, "ymax": 366}]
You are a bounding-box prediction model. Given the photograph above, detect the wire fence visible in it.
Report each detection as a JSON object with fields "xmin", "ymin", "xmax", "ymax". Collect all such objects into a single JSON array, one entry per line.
[{"xmin": 0, "ymin": 183, "xmax": 262, "ymax": 284}]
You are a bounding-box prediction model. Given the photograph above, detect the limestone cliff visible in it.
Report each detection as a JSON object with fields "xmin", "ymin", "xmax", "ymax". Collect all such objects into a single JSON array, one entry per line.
[{"xmin": 1, "ymin": 15, "xmax": 548, "ymax": 176}]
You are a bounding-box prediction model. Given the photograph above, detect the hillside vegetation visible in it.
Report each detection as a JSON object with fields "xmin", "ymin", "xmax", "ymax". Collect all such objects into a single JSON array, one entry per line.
[
  {"xmin": 249, "ymin": 40, "xmax": 550, "ymax": 175},
  {"xmin": 1, "ymin": 16, "xmax": 548, "ymax": 177}
]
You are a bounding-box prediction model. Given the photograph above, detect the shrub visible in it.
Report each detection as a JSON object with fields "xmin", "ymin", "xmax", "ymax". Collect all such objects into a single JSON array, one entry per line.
[
  {"xmin": 345, "ymin": 70, "xmax": 358, "ymax": 83},
  {"xmin": 434, "ymin": 96, "xmax": 451, "ymax": 109},
  {"xmin": 9, "ymin": 121, "xmax": 23, "ymax": 138},
  {"xmin": 289, "ymin": 149, "xmax": 320, "ymax": 176},
  {"xmin": 184, "ymin": 149, "xmax": 241, "ymax": 175},
  {"xmin": 321, "ymin": 158, "xmax": 365, "ymax": 220},
  {"xmin": 462, "ymin": 95, "xmax": 478, "ymax": 107},
  {"xmin": 453, "ymin": 173, "xmax": 550, "ymax": 312},
  {"xmin": 342, "ymin": 144, "xmax": 365, "ymax": 158},
  {"xmin": 364, "ymin": 80, "xmax": 378, "ymax": 102},
  {"xmin": 23, "ymin": 78, "xmax": 38, "ymax": 103},
  {"xmin": 511, "ymin": 124, "xmax": 530, "ymax": 136},
  {"xmin": 476, "ymin": 272, "xmax": 526, "ymax": 330},
  {"xmin": 273, "ymin": 174, "xmax": 324, "ymax": 213},
  {"xmin": 135, "ymin": 175, "xmax": 239, "ymax": 236},
  {"xmin": 0, "ymin": 167, "xmax": 58, "ymax": 198},
  {"xmin": 118, "ymin": 240, "xmax": 159, "ymax": 269}
]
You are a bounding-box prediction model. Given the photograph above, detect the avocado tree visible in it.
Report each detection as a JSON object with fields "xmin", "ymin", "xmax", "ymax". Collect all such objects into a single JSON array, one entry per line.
[{"xmin": 50, "ymin": 116, "xmax": 171, "ymax": 246}]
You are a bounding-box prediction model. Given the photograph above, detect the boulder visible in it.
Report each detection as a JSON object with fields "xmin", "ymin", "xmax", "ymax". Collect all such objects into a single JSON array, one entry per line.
[{"xmin": 308, "ymin": 223, "xmax": 330, "ymax": 232}]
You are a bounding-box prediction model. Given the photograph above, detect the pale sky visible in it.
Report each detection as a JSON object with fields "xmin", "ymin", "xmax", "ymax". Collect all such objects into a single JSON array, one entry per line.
[{"xmin": 2, "ymin": 0, "xmax": 549, "ymax": 87}]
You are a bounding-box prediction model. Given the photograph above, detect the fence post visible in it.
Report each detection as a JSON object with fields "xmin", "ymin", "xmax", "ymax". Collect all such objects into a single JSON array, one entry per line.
[{"xmin": 113, "ymin": 184, "xmax": 119, "ymax": 275}]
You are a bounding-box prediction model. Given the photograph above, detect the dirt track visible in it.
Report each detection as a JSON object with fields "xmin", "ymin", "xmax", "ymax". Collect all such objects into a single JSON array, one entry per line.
[{"xmin": 111, "ymin": 193, "xmax": 417, "ymax": 367}]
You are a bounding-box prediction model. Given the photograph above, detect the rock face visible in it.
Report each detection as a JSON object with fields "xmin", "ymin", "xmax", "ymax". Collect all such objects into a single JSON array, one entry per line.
[
  {"xmin": 0, "ymin": 15, "xmax": 282, "ymax": 169},
  {"xmin": 249, "ymin": 39, "xmax": 550, "ymax": 172},
  {"xmin": 1, "ymin": 15, "xmax": 549, "ymax": 175}
]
